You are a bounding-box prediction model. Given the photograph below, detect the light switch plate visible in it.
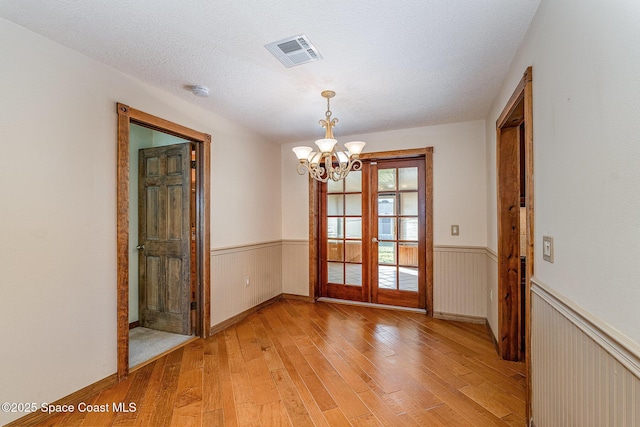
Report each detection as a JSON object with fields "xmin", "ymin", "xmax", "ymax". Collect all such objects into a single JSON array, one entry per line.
[
  {"xmin": 451, "ymin": 225, "xmax": 459, "ymax": 236},
  {"xmin": 543, "ymin": 236, "xmax": 554, "ymax": 262}
]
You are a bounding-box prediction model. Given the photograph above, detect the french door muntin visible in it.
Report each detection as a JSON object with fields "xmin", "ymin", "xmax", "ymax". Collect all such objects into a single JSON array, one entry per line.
[
  {"xmin": 320, "ymin": 169, "xmax": 370, "ymax": 302},
  {"xmin": 370, "ymin": 159, "xmax": 426, "ymax": 308},
  {"xmin": 319, "ymin": 158, "xmax": 426, "ymax": 309}
]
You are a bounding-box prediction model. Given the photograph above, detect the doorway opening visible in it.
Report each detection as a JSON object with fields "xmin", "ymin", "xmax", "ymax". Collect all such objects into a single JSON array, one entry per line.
[
  {"xmin": 309, "ymin": 148, "xmax": 433, "ymax": 313},
  {"xmin": 116, "ymin": 103, "xmax": 211, "ymax": 380},
  {"xmin": 496, "ymin": 67, "xmax": 533, "ymax": 416}
]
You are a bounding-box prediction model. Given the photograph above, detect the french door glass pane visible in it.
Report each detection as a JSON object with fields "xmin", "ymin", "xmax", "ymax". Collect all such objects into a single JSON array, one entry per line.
[
  {"xmin": 327, "ymin": 179, "xmax": 343, "ymax": 193},
  {"xmin": 327, "ymin": 217, "xmax": 344, "ymax": 238},
  {"xmin": 378, "ymin": 169, "xmax": 396, "ymax": 191},
  {"xmin": 345, "ymin": 264, "xmax": 362, "ymax": 286},
  {"xmin": 399, "ymin": 242, "xmax": 418, "ymax": 266},
  {"xmin": 400, "ymin": 218, "xmax": 418, "ymax": 240},
  {"xmin": 378, "ymin": 194, "xmax": 396, "ymax": 216},
  {"xmin": 399, "ymin": 267, "xmax": 418, "ymax": 291},
  {"xmin": 345, "ymin": 194, "xmax": 362, "ymax": 215},
  {"xmin": 378, "ymin": 241, "xmax": 396, "ymax": 264},
  {"xmin": 327, "ymin": 195, "xmax": 343, "ymax": 215},
  {"xmin": 328, "ymin": 262, "xmax": 344, "ymax": 284},
  {"xmin": 345, "ymin": 171, "xmax": 362, "ymax": 192},
  {"xmin": 400, "ymin": 192, "xmax": 418, "ymax": 215},
  {"xmin": 346, "ymin": 218, "xmax": 362, "ymax": 238},
  {"xmin": 398, "ymin": 167, "xmax": 418, "ymax": 190},
  {"xmin": 327, "ymin": 240, "xmax": 343, "ymax": 261},
  {"xmin": 378, "ymin": 218, "xmax": 396, "ymax": 240},
  {"xmin": 345, "ymin": 241, "xmax": 362, "ymax": 262},
  {"xmin": 378, "ymin": 265, "xmax": 397, "ymax": 289}
]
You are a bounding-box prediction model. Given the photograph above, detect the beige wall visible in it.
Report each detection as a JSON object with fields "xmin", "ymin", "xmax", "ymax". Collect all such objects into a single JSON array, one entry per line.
[
  {"xmin": 485, "ymin": 0, "xmax": 640, "ymax": 422},
  {"xmin": 0, "ymin": 17, "xmax": 281, "ymax": 425},
  {"xmin": 281, "ymin": 120, "xmax": 488, "ymax": 245}
]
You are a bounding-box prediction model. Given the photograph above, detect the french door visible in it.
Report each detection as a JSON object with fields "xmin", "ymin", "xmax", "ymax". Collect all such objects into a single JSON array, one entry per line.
[{"xmin": 319, "ymin": 157, "xmax": 427, "ymax": 309}]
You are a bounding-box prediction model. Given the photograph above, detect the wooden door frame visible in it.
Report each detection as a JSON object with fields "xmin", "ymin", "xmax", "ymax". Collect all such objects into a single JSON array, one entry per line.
[
  {"xmin": 116, "ymin": 103, "xmax": 211, "ymax": 380},
  {"xmin": 308, "ymin": 147, "xmax": 433, "ymax": 315},
  {"xmin": 496, "ymin": 67, "xmax": 533, "ymax": 418}
]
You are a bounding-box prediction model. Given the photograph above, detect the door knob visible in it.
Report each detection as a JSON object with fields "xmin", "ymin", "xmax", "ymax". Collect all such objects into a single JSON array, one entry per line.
[
  {"xmin": 372, "ymin": 238, "xmax": 378, "ymax": 243},
  {"xmin": 136, "ymin": 244, "xmax": 145, "ymax": 250}
]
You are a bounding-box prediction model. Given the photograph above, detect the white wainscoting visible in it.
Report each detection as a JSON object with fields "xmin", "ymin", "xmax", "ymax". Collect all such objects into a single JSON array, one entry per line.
[
  {"xmin": 531, "ymin": 279, "xmax": 640, "ymax": 426},
  {"xmin": 210, "ymin": 241, "xmax": 282, "ymax": 327},
  {"xmin": 433, "ymin": 246, "xmax": 487, "ymax": 322},
  {"xmin": 282, "ymin": 239, "xmax": 309, "ymax": 297}
]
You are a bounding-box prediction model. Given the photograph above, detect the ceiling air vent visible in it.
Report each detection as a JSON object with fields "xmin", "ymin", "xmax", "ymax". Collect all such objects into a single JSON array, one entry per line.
[{"xmin": 265, "ymin": 34, "xmax": 323, "ymax": 68}]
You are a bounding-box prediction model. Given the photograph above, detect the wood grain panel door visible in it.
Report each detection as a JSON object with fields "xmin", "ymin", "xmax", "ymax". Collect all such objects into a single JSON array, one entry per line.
[{"xmin": 138, "ymin": 143, "xmax": 191, "ymax": 335}]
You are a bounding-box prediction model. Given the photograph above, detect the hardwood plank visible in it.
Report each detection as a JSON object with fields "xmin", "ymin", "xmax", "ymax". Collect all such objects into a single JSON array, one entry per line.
[
  {"xmin": 258, "ymin": 400, "xmax": 293, "ymax": 426},
  {"xmin": 245, "ymin": 356, "xmax": 280, "ymax": 405},
  {"xmin": 127, "ymin": 356, "xmax": 167, "ymax": 426},
  {"xmin": 81, "ymin": 372, "xmax": 136, "ymax": 426},
  {"xmin": 349, "ymin": 412, "xmax": 384, "ymax": 426},
  {"xmin": 270, "ymin": 369, "xmax": 314, "ymax": 427},
  {"xmin": 357, "ymin": 389, "xmax": 420, "ymax": 427},
  {"xmin": 202, "ymin": 334, "xmax": 223, "ymax": 413},
  {"xmin": 22, "ymin": 300, "xmax": 525, "ymax": 427},
  {"xmin": 459, "ymin": 381, "xmax": 526, "ymax": 419},
  {"xmin": 147, "ymin": 347, "xmax": 184, "ymax": 427},
  {"xmin": 425, "ymin": 404, "xmax": 476, "ymax": 427},
  {"xmin": 202, "ymin": 408, "xmax": 224, "ymax": 427},
  {"xmin": 170, "ymin": 340, "xmax": 204, "ymax": 427},
  {"xmin": 216, "ymin": 332, "xmax": 239, "ymax": 427},
  {"xmin": 321, "ymin": 407, "xmax": 351, "ymax": 426}
]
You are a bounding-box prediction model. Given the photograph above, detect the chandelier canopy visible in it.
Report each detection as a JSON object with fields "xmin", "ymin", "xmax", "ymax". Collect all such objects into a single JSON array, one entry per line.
[{"xmin": 292, "ymin": 90, "xmax": 366, "ymax": 182}]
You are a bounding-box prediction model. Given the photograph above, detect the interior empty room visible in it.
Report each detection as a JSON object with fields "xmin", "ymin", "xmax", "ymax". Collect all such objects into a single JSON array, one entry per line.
[{"xmin": 1, "ymin": 1, "xmax": 639, "ymax": 426}]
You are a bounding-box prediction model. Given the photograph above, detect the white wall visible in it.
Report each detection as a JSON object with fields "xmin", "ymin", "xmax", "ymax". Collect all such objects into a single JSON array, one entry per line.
[
  {"xmin": 486, "ymin": 0, "xmax": 640, "ymax": 345},
  {"xmin": 0, "ymin": 17, "xmax": 281, "ymax": 425},
  {"xmin": 282, "ymin": 120, "xmax": 487, "ymax": 245}
]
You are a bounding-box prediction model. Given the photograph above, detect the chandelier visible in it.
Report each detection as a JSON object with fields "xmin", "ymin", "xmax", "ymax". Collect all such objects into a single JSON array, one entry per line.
[{"xmin": 292, "ymin": 90, "xmax": 366, "ymax": 182}]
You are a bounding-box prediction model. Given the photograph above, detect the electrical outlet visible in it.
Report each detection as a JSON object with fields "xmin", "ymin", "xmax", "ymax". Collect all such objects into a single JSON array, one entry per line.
[
  {"xmin": 451, "ymin": 225, "xmax": 459, "ymax": 236},
  {"xmin": 543, "ymin": 236, "xmax": 554, "ymax": 263},
  {"xmin": 244, "ymin": 276, "xmax": 250, "ymax": 287}
]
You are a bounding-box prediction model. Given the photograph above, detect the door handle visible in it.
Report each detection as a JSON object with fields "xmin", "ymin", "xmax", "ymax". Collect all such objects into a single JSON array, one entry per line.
[
  {"xmin": 372, "ymin": 238, "xmax": 378, "ymax": 243},
  {"xmin": 136, "ymin": 244, "xmax": 145, "ymax": 251}
]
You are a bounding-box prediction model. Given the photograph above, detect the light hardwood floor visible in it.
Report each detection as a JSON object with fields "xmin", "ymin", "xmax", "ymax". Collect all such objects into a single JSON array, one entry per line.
[{"xmin": 36, "ymin": 299, "xmax": 525, "ymax": 426}]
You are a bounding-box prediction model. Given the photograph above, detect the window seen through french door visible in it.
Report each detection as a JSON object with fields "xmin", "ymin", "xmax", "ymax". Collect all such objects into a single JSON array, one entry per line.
[{"xmin": 320, "ymin": 157, "xmax": 427, "ymax": 309}]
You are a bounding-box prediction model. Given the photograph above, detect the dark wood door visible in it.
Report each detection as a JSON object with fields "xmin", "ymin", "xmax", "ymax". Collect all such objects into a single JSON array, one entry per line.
[
  {"xmin": 370, "ymin": 159, "xmax": 426, "ymax": 309},
  {"xmin": 138, "ymin": 143, "xmax": 191, "ymax": 335},
  {"xmin": 497, "ymin": 125, "xmax": 521, "ymax": 360}
]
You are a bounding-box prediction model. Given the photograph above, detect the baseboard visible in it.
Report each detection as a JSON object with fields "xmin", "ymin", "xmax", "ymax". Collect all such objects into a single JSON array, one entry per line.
[
  {"xmin": 209, "ymin": 294, "xmax": 283, "ymax": 335},
  {"xmin": 4, "ymin": 374, "xmax": 118, "ymax": 427},
  {"xmin": 282, "ymin": 293, "xmax": 314, "ymax": 302},
  {"xmin": 486, "ymin": 319, "xmax": 499, "ymax": 353},
  {"xmin": 433, "ymin": 311, "xmax": 486, "ymax": 324},
  {"xmin": 128, "ymin": 320, "xmax": 139, "ymax": 330}
]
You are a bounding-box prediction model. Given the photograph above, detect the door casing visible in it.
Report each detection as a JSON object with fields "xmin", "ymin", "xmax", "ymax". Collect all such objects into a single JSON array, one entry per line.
[
  {"xmin": 308, "ymin": 148, "xmax": 433, "ymax": 314},
  {"xmin": 496, "ymin": 67, "xmax": 533, "ymax": 419},
  {"xmin": 116, "ymin": 103, "xmax": 211, "ymax": 380}
]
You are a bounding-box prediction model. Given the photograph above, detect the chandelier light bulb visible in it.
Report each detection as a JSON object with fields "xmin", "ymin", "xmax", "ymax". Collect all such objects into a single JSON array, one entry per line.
[{"xmin": 292, "ymin": 91, "xmax": 366, "ymax": 182}]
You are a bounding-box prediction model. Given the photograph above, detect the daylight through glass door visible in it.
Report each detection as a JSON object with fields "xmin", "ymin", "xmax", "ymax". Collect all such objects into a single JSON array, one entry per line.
[{"xmin": 320, "ymin": 157, "xmax": 426, "ymax": 309}]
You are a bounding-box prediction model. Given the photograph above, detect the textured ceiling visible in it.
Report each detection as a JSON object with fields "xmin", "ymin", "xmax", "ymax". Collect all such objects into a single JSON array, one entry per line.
[{"xmin": 0, "ymin": 0, "xmax": 540, "ymax": 143}]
